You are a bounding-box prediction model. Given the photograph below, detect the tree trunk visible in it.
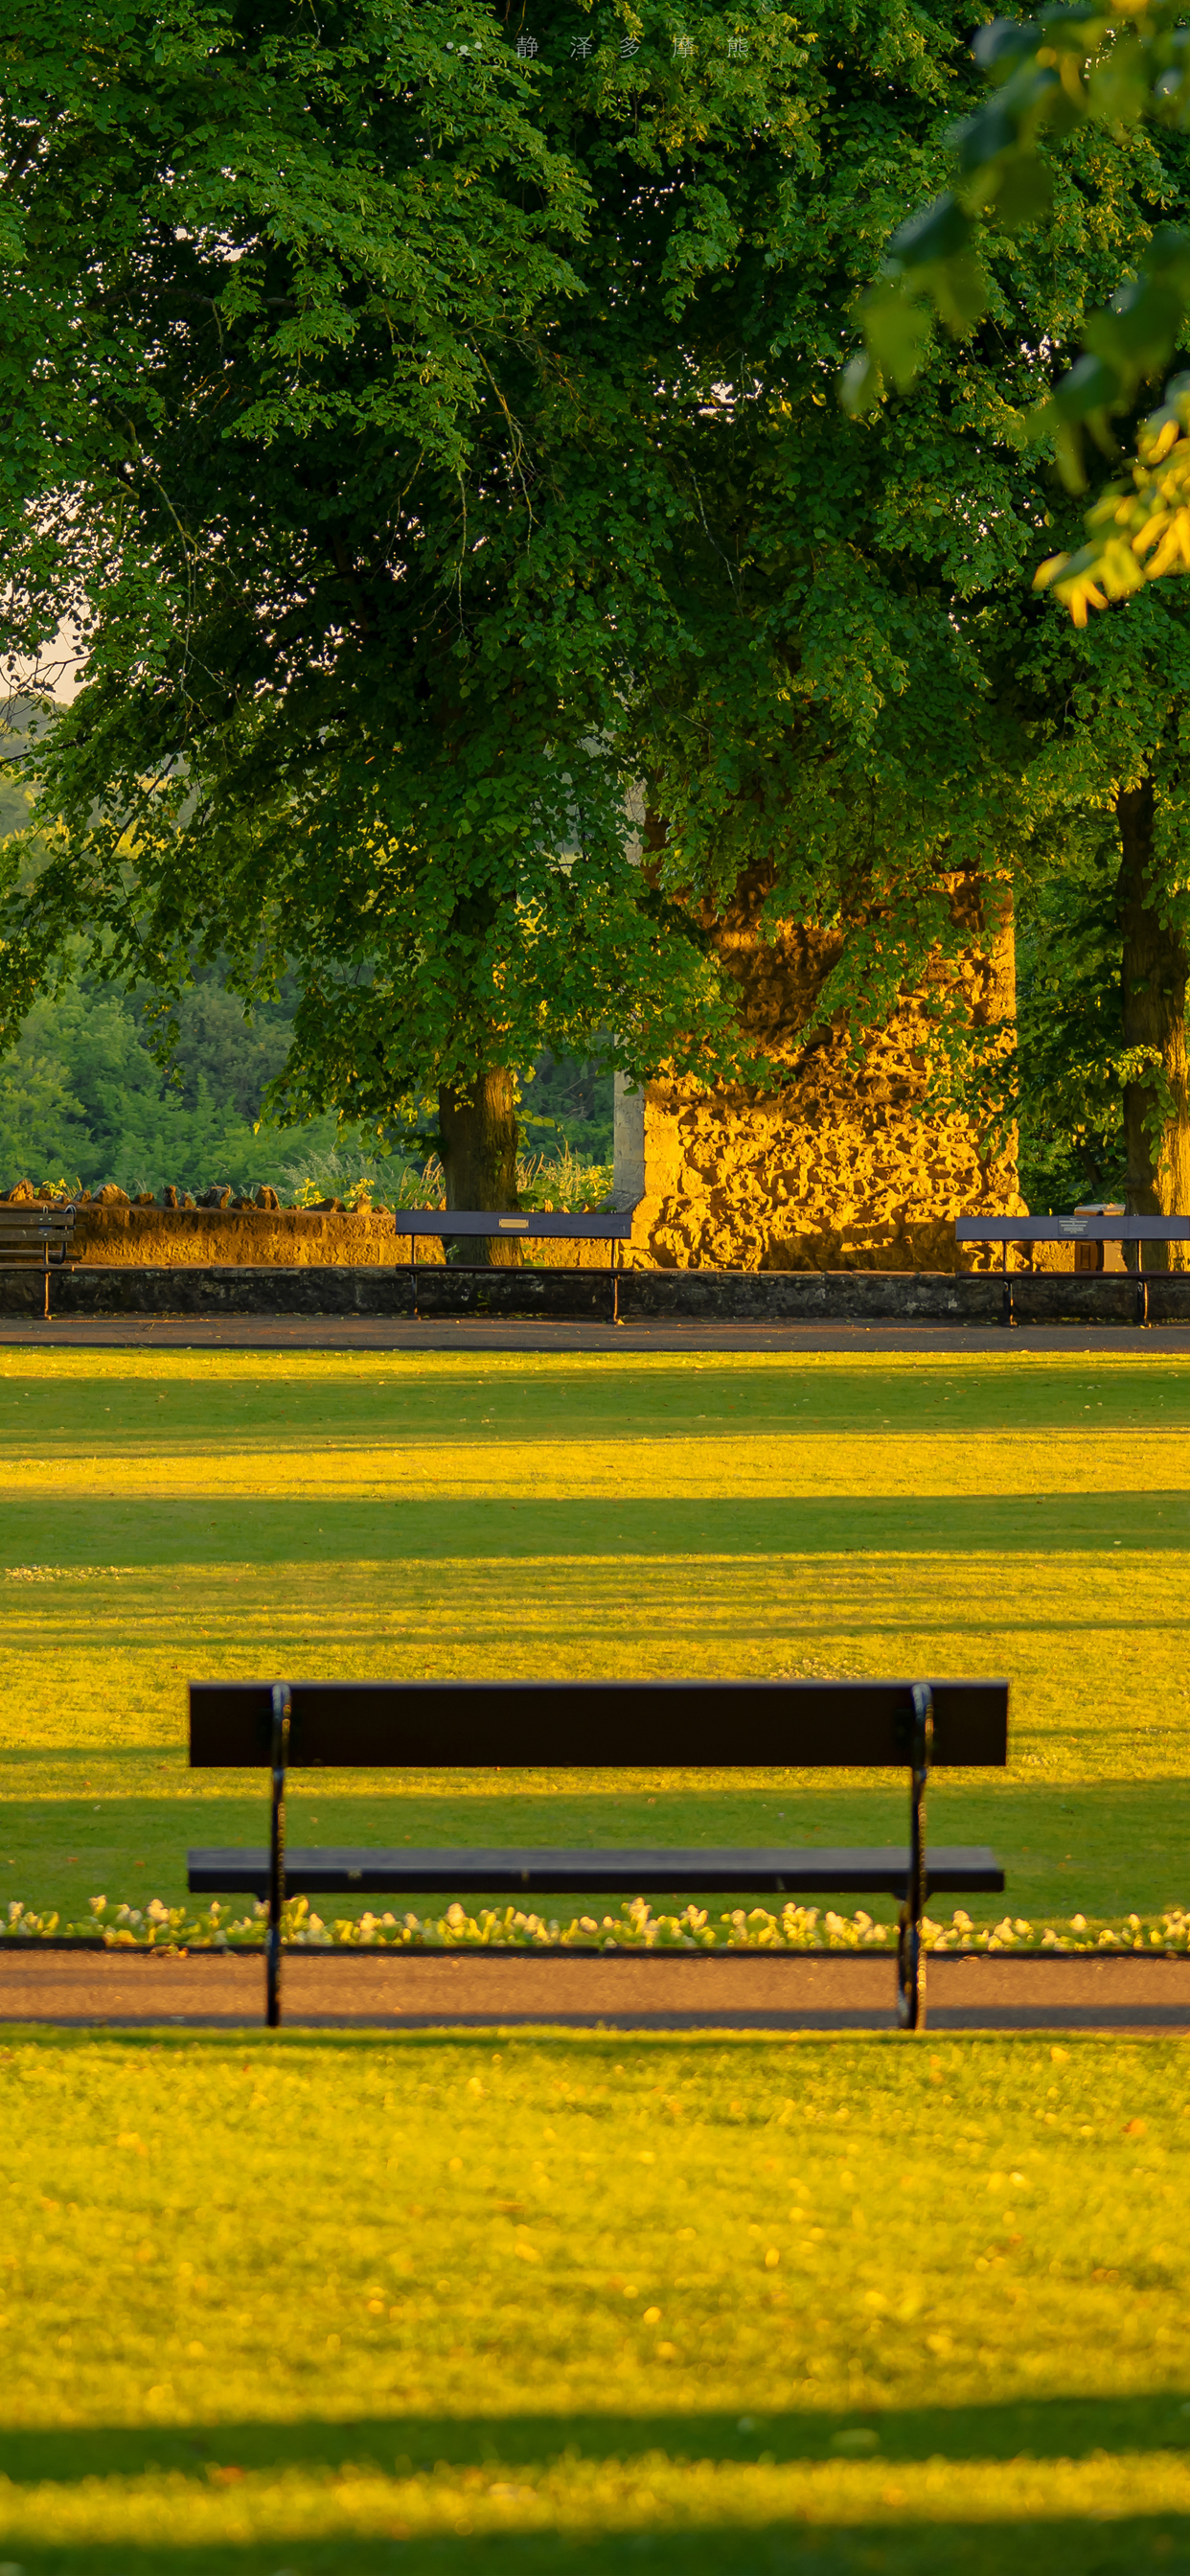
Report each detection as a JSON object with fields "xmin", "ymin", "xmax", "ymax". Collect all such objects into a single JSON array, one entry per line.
[
  {"xmin": 438, "ymin": 1070, "xmax": 521, "ymax": 1265},
  {"xmin": 1116, "ymin": 780, "xmax": 1190, "ymax": 1272}
]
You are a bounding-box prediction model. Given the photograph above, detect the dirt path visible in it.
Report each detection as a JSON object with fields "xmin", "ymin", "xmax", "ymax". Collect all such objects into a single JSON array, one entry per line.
[{"xmin": 3, "ymin": 1947, "xmax": 1189, "ymax": 2033}]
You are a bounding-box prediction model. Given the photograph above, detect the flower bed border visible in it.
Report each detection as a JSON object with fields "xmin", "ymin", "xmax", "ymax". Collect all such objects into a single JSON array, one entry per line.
[{"xmin": 5, "ymin": 1897, "xmax": 1189, "ymax": 1958}]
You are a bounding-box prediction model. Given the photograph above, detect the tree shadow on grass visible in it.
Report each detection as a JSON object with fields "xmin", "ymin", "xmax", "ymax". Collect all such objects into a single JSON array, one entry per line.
[
  {"xmin": 4, "ymin": 2398, "xmax": 1189, "ymax": 2575},
  {"xmin": 16, "ymin": 1490, "xmax": 1190, "ymax": 1566},
  {"xmin": 6, "ymin": 2518, "xmax": 1190, "ymax": 2576}
]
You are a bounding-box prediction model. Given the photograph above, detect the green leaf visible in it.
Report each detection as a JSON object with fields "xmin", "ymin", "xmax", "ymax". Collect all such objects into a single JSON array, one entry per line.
[
  {"xmin": 954, "ymin": 98, "xmax": 1020, "ymax": 177},
  {"xmin": 931, "ymin": 252, "xmax": 992, "ymax": 334},
  {"xmin": 1142, "ymin": 223, "xmax": 1190, "ymax": 299},
  {"xmin": 973, "ymin": 17, "xmax": 1043, "ymax": 80},
  {"xmin": 838, "ymin": 353, "xmax": 884, "ymax": 418},
  {"xmin": 887, "ymin": 192, "xmax": 973, "ymax": 271},
  {"xmin": 1085, "ymin": 276, "xmax": 1183, "ymax": 377},
  {"xmin": 1049, "ymin": 352, "xmax": 1124, "ymax": 423},
  {"xmin": 989, "ymin": 151, "xmax": 1054, "ymax": 232},
  {"xmin": 1088, "ymin": 34, "xmax": 1149, "ymax": 126},
  {"xmin": 857, "ymin": 282, "xmax": 933, "ymax": 391}
]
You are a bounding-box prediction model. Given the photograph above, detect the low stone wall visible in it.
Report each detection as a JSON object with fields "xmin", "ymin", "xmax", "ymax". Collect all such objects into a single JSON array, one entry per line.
[
  {"xmin": 621, "ymin": 1268, "xmax": 1188, "ymax": 1323},
  {"xmin": 0, "ymin": 1263, "xmax": 619, "ymax": 1322},
  {"xmin": 6, "ymin": 1195, "xmax": 1127, "ymax": 1277},
  {"xmin": 3, "ymin": 1264, "xmax": 1188, "ymax": 1324}
]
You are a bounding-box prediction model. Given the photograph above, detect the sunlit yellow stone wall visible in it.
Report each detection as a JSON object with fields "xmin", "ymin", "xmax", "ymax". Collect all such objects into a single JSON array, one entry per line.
[{"xmin": 617, "ymin": 875, "xmax": 1024, "ymax": 1273}]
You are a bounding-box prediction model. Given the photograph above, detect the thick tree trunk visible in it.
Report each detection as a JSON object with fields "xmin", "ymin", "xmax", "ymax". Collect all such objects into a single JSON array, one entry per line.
[
  {"xmin": 438, "ymin": 1070, "xmax": 521, "ymax": 1265},
  {"xmin": 1116, "ymin": 780, "xmax": 1190, "ymax": 1272}
]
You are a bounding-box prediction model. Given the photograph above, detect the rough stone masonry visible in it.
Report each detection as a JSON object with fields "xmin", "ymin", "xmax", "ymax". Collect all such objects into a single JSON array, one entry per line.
[{"xmin": 614, "ymin": 871, "xmax": 1025, "ymax": 1273}]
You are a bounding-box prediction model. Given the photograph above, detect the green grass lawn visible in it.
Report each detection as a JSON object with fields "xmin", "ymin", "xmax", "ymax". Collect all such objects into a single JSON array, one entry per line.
[
  {"xmin": 1, "ymin": 1346, "xmax": 1188, "ymax": 1929},
  {"xmin": 3, "ymin": 1349, "xmax": 1190, "ymax": 2573},
  {"xmin": 0, "ymin": 2030, "xmax": 1187, "ymax": 2573}
]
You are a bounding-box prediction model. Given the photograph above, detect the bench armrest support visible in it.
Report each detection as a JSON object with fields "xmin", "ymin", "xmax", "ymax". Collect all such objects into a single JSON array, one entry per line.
[
  {"xmin": 897, "ymin": 1683, "xmax": 932, "ymax": 2032},
  {"xmin": 267, "ymin": 1684, "xmax": 290, "ymax": 2027}
]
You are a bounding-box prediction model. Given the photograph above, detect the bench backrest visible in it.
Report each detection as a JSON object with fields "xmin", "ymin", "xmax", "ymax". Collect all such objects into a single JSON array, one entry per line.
[
  {"xmin": 0, "ymin": 1203, "xmax": 76, "ymax": 1259},
  {"xmin": 398, "ymin": 1209, "xmax": 635, "ymax": 1239},
  {"xmin": 190, "ymin": 1678, "xmax": 1008, "ymax": 1769},
  {"xmin": 956, "ymin": 1214, "xmax": 1190, "ymax": 1243}
]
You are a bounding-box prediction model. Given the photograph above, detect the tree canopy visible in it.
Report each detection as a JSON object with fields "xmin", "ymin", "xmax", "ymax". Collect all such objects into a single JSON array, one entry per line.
[
  {"xmin": 841, "ymin": 0, "xmax": 1190, "ymax": 621},
  {"xmin": 1, "ymin": 0, "xmax": 808, "ymax": 1210}
]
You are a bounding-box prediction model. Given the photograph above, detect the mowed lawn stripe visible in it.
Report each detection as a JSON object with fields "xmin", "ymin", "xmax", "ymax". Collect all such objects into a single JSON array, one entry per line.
[
  {"xmin": 0, "ymin": 2034, "xmax": 1187, "ymax": 2572},
  {"xmin": 1, "ymin": 1349, "xmax": 1188, "ymax": 1919},
  {"xmin": 5, "ymin": 1423, "xmax": 1190, "ymax": 1501}
]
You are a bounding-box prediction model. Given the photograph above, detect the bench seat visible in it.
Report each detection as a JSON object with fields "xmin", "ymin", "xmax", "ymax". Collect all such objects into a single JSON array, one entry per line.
[{"xmin": 189, "ymin": 1842, "xmax": 1004, "ymax": 1900}]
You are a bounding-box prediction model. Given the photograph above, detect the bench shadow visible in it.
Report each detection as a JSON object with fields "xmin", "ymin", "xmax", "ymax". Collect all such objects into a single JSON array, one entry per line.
[
  {"xmin": 4, "ymin": 2388, "xmax": 1188, "ymax": 2485},
  {"xmin": 8, "ymin": 1770, "xmax": 1190, "ymax": 1929}
]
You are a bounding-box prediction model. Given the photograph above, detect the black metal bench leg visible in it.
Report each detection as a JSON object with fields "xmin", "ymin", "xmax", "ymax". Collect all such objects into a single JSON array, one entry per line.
[
  {"xmin": 266, "ymin": 1683, "xmax": 291, "ymax": 2028},
  {"xmin": 897, "ymin": 1682, "xmax": 933, "ymax": 2032}
]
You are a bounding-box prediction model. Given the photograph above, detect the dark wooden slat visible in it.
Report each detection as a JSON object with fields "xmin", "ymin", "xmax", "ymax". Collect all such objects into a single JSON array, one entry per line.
[
  {"xmin": 189, "ymin": 1679, "xmax": 1008, "ymax": 1771},
  {"xmin": 398, "ymin": 1210, "xmax": 635, "ymax": 1238},
  {"xmin": 955, "ymin": 1214, "xmax": 1190, "ymax": 1242},
  {"xmin": 0, "ymin": 1206, "xmax": 75, "ymax": 1263},
  {"xmin": 188, "ymin": 1843, "xmax": 1006, "ymax": 1898}
]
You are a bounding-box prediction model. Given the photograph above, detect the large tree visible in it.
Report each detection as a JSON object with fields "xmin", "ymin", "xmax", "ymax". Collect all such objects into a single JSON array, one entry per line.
[
  {"xmin": 0, "ymin": 0, "xmax": 809, "ymax": 1231},
  {"xmin": 7, "ymin": 0, "xmax": 1189, "ymax": 1251}
]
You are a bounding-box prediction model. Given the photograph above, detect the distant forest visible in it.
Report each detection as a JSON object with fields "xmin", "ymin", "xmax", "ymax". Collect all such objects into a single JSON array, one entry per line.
[{"xmin": 0, "ymin": 758, "xmax": 612, "ymax": 1198}]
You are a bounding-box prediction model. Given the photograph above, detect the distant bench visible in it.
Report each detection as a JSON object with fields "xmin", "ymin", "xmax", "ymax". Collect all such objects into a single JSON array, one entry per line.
[
  {"xmin": 188, "ymin": 1676, "xmax": 1009, "ymax": 2033},
  {"xmin": 956, "ymin": 1214, "xmax": 1190, "ymax": 1326},
  {"xmin": 0, "ymin": 1199, "xmax": 77, "ymax": 1318},
  {"xmin": 397, "ymin": 1208, "xmax": 637, "ymax": 1323}
]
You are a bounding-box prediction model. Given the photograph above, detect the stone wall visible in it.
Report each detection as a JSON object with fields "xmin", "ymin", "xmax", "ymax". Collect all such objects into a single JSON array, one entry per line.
[
  {"xmin": 614, "ymin": 874, "xmax": 1026, "ymax": 1273},
  {"xmin": 0, "ymin": 1191, "xmax": 613, "ymax": 1270},
  {"xmin": 1, "ymin": 1261, "xmax": 1182, "ymax": 1322}
]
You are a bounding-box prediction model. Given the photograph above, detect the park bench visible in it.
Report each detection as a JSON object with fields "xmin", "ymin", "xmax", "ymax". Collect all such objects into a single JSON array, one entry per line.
[
  {"xmin": 956, "ymin": 1213, "xmax": 1190, "ymax": 1326},
  {"xmin": 188, "ymin": 1675, "xmax": 1008, "ymax": 2033},
  {"xmin": 0, "ymin": 1198, "xmax": 77, "ymax": 1318},
  {"xmin": 398, "ymin": 1208, "xmax": 636, "ymax": 1323}
]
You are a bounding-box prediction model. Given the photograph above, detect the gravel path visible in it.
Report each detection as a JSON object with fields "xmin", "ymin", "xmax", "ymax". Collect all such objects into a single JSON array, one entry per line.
[
  {"xmin": 1, "ymin": 1318, "xmax": 1184, "ymax": 1355},
  {"xmin": 3, "ymin": 1948, "xmax": 1190, "ymax": 2033}
]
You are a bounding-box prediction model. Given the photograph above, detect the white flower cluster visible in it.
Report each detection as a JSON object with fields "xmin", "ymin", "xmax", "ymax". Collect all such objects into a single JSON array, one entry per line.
[{"xmin": 3, "ymin": 1894, "xmax": 1188, "ymax": 1953}]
